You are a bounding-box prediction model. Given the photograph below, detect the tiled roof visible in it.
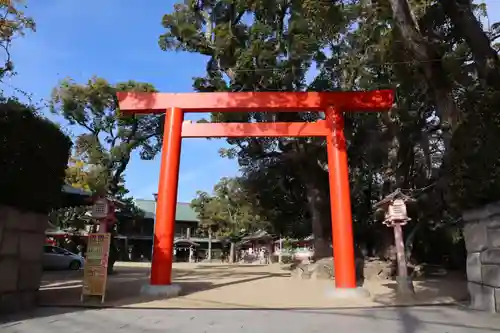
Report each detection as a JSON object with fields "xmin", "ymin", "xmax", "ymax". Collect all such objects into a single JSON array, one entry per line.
[
  {"xmin": 134, "ymin": 199, "xmax": 199, "ymax": 222},
  {"xmin": 241, "ymin": 229, "xmax": 274, "ymax": 241},
  {"xmin": 62, "ymin": 185, "xmax": 92, "ymax": 196}
]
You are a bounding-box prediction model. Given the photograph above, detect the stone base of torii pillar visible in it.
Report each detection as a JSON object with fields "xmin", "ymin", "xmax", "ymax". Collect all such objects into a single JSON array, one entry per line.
[
  {"xmin": 326, "ymin": 287, "xmax": 370, "ymax": 300},
  {"xmin": 140, "ymin": 284, "xmax": 182, "ymax": 298}
]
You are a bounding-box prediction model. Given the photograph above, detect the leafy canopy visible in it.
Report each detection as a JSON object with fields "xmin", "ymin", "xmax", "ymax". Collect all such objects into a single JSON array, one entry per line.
[
  {"xmin": 50, "ymin": 77, "xmax": 163, "ymax": 196},
  {"xmin": 191, "ymin": 177, "xmax": 268, "ymax": 241},
  {"xmin": 0, "ymin": 0, "xmax": 35, "ymax": 80}
]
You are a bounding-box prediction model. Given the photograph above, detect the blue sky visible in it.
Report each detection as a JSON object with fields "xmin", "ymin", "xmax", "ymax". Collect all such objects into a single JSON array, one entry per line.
[
  {"xmin": 4, "ymin": 0, "xmax": 240, "ymax": 203},
  {"xmin": 4, "ymin": 0, "xmax": 500, "ymax": 203}
]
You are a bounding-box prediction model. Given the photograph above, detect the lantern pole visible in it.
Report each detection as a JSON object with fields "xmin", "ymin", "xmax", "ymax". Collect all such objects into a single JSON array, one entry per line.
[
  {"xmin": 393, "ymin": 220, "xmax": 414, "ymax": 296},
  {"xmin": 383, "ymin": 197, "xmax": 415, "ymax": 298}
]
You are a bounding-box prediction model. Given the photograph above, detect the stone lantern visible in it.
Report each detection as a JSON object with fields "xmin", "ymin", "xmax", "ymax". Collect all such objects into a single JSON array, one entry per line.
[{"xmin": 374, "ymin": 188, "xmax": 416, "ymax": 298}]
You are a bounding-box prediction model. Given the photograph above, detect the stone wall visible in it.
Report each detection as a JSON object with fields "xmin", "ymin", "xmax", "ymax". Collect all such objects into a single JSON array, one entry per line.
[
  {"xmin": 463, "ymin": 202, "xmax": 500, "ymax": 312},
  {"xmin": 0, "ymin": 205, "xmax": 47, "ymax": 314}
]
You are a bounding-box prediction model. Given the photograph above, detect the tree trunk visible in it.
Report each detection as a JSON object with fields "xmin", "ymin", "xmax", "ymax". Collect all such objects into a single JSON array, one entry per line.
[
  {"xmin": 278, "ymin": 237, "xmax": 283, "ymax": 264},
  {"xmin": 208, "ymin": 229, "xmax": 212, "ymax": 262},
  {"xmin": 393, "ymin": 223, "xmax": 415, "ymax": 297},
  {"xmin": 229, "ymin": 242, "xmax": 235, "ymax": 264},
  {"xmin": 441, "ymin": 0, "xmax": 500, "ymax": 89},
  {"xmin": 304, "ymin": 181, "xmax": 331, "ymax": 259},
  {"xmin": 388, "ymin": 0, "xmax": 460, "ymax": 138}
]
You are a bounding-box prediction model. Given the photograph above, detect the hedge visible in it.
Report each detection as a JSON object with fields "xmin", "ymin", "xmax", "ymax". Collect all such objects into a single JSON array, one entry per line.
[{"xmin": 0, "ymin": 99, "xmax": 72, "ymax": 213}]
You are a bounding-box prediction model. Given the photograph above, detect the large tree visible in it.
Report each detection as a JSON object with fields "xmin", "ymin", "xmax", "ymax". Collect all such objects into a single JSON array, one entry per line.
[
  {"xmin": 161, "ymin": 0, "xmax": 500, "ymax": 267},
  {"xmin": 191, "ymin": 177, "xmax": 268, "ymax": 262},
  {"xmin": 50, "ymin": 77, "xmax": 164, "ymax": 272},
  {"xmin": 161, "ymin": 0, "xmax": 350, "ymax": 258},
  {"xmin": 50, "ymin": 77, "xmax": 163, "ymax": 197}
]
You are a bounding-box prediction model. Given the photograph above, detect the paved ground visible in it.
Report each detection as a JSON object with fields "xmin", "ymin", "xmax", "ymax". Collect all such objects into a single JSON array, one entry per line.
[
  {"xmin": 38, "ymin": 262, "xmax": 469, "ymax": 309},
  {"xmin": 1, "ymin": 305, "xmax": 500, "ymax": 332}
]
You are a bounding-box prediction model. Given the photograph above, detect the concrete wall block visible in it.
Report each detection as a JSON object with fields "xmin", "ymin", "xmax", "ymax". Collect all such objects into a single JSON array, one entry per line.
[
  {"xmin": 0, "ymin": 257, "xmax": 18, "ymax": 293},
  {"xmin": 481, "ymin": 249, "xmax": 500, "ymax": 265},
  {"xmin": 464, "ymin": 222, "xmax": 489, "ymax": 252},
  {"xmin": 467, "ymin": 252, "xmax": 483, "ymax": 283},
  {"xmin": 19, "ymin": 233, "xmax": 44, "ymax": 261},
  {"xmin": 18, "ymin": 261, "xmax": 43, "ymax": 291},
  {"xmin": 468, "ymin": 282, "xmax": 497, "ymax": 312},
  {"xmin": 0, "ymin": 230, "xmax": 19, "ymax": 256},
  {"xmin": 11, "ymin": 210, "xmax": 46, "ymax": 232},
  {"xmin": 1, "ymin": 206, "xmax": 46, "ymax": 232},
  {"xmin": 487, "ymin": 227, "xmax": 500, "ymax": 248},
  {"xmin": 35, "ymin": 214, "xmax": 50, "ymax": 232},
  {"xmin": 463, "ymin": 202, "xmax": 500, "ymax": 222},
  {"xmin": 0, "ymin": 206, "xmax": 45, "ymax": 315},
  {"xmin": 487, "ymin": 215, "xmax": 500, "ymax": 228},
  {"xmin": 3, "ymin": 205, "xmax": 21, "ymax": 230},
  {"xmin": 0, "ymin": 291, "xmax": 37, "ymax": 314},
  {"xmin": 0, "ymin": 217, "xmax": 4, "ymax": 246},
  {"xmin": 482, "ymin": 265, "xmax": 500, "ymax": 288},
  {"xmin": 0, "ymin": 206, "xmax": 7, "ymax": 224}
]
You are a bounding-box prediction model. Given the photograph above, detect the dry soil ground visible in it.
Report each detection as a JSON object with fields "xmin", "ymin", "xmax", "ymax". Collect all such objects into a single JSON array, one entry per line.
[{"xmin": 38, "ymin": 261, "xmax": 469, "ymax": 309}]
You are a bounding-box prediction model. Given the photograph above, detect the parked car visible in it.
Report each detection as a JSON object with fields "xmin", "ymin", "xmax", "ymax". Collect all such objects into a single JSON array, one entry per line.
[{"xmin": 42, "ymin": 245, "xmax": 85, "ymax": 270}]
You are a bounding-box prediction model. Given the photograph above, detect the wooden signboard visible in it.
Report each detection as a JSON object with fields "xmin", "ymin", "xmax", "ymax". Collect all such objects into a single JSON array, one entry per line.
[{"xmin": 81, "ymin": 233, "xmax": 111, "ymax": 303}]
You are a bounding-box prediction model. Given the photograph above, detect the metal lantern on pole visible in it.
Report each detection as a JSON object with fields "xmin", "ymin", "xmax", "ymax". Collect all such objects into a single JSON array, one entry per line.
[
  {"xmin": 91, "ymin": 196, "xmax": 116, "ymax": 233},
  {"xmin": 91, "ymin": 197, "xmax": 109, "ymax": 219},
  {"xmin": 384, "ymin": 198, "xmax": 410, "ymax": 226},
  {"xmin": 374, "ymin": 189, "xmax": 416, "ymax": 298}
]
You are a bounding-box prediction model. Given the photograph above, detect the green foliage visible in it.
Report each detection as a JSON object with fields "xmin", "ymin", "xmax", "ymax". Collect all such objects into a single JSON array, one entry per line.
[
  {"xmin": 160, "ymin": 0, "xmax": 500, "ymax": 266},
  {"xmin": 0, "ymin": 0, "xmax": 36, "ymax": 80},
  {"xmin": 49, "ymin": 77, "xmax": 157, "ymax": 237},
  {"xmin": 190, "ymin": 177, "xmax": 268, "ymax": 240},
  {"xmin": 282, "ymin": 238, "xmax": 294, "ymax": 250},
  {"xmin": 0, "ymin": 97, "xmax": 72, "ymax": 213},
  {"xmin": 48, "ymin": 206, "xmax": 89, "ymax": 231},
  {"xmin": 445, "ymin": 90, "xmax": 500, "ymax": 210},
  {"xmin": 160, "ymin": 0, "xmax": 347, "ymax": 250},
  {"xmin": 65, "ymin": 156, "xmax": 93, "ymax": 191},
  {"xmin": 50, "ymin": 77, "xmax": 162, "ymax": 197},
  {"xmin": 238, "ymin": 160, "xmax": 312, "ymax": 238}
]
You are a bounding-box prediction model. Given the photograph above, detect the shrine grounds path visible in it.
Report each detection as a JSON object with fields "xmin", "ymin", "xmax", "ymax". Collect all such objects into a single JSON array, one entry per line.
[
  {"xmin": 2, "ymin": 262, "xmax": 500, "ymax": 332},
  {"xmin": 2, "ymin": 304, "xmax": 500, "ymax": 332},
  {"xmin": 35, "ymin": 262, "xmax": 469, "ymax": 308}
]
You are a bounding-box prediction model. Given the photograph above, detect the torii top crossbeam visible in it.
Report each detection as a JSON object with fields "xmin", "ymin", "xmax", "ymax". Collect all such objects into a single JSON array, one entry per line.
[{"xmin": 116, "ymin": 90, "xmax": 394, "ymax": 114}]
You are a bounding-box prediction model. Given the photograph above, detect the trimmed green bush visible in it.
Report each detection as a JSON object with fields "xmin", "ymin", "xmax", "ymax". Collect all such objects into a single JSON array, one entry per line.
[{"xmin": 0, "ymin": 98, "xmax": 72, "ymax": 213}]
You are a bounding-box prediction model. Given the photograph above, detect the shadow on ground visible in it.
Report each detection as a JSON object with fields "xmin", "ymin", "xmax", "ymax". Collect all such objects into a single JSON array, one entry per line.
[
  {"xmin": 37, "ymin": 264, "xmax": 289, "ymax": 307},
  {"xmin": 371, "ymin": 272, "xmax": 469, "ymax": 306}
]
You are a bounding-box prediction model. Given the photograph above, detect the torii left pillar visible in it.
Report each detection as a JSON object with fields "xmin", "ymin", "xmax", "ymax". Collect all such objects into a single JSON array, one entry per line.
[{"xmin": 141, "ymin": 107, "xmax": 184, "ymax": 297}]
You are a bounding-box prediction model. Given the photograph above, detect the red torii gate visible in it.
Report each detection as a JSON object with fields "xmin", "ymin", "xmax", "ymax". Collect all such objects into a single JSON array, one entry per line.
[{"xmin": 117, "ymin": 90, "xmax": 394, "ymax": 293}]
